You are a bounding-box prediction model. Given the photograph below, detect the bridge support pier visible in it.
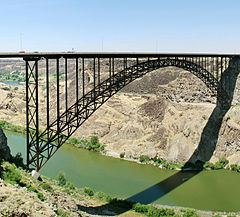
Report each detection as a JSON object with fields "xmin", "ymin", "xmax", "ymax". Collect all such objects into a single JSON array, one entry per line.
[{"xmin": 25, "ymin": 57, "xmax": 41, "ymax": 171}]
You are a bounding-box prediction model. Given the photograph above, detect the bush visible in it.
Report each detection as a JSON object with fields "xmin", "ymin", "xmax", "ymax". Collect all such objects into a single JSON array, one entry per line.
[
  {"xmin": 68, "ymin": 137, "xmax": 79, "ymax": 144},
  {"xmin": 1, "ymin": 162, "xmax": 22, "ymax": 184},
  {"xmin": 84, "ymin": 187, "xmax": 94, "ymax": 196},
  {"xmin": 28, "ymin": 186, "xmax": 38, "ymax": 193},
  {"xmin": 28, "ymin": 186, "xmax": 45, "ymax": 201},
  {"xmin": 90, "ymin": 136, "xmax": 99, "ymax": 146},
  {"xmin": 56, "ymin": 171, "xmax": 67, "ymax": 186},
  {"xmin": 66, "ymin": 181, "xmax": 75, "ymax": 190},
  {"xmin": 203, "ymin": 161, "xmax": 215, "ymax": 169},
  {"xmin": 41, "ymin": 182, "xmax": 53, "ymax": 192},
  {"xmin": 37, "ymin": 192, "xmax": 44, "ymax": 201},
  {"xmin": 96, "ymin": 191, "xmax": 108, "ymax": 201},
  {"xmin": 57, "ymin": 208, "xmax": 68, "ymax": 217},
  {"xmin": 139, "ymin": 155, "xmax": 150, "ymax": 163},
  {"xmin": 230, "ymin": 164, "xmax": 240, "ymax": 172},
  {"xmin": 120, "ymin": 153, "xmax": 125, "ymax": 158},
  {"xmin": 182, "ymin": 209, "xmax": 199, "ymax": 217},
  {"xmin": 215, "ymin": 158, "xmax": 229, "ymax": 169},
  {"xmin": 132, "ymin": 203, "xmax": 149, "ymax": 214}
]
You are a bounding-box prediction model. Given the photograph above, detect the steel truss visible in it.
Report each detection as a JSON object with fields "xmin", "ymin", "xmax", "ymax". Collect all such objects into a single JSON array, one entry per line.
[{"xmin": 24, "ymin": 55, "xmax": 234, "ymax": 171}]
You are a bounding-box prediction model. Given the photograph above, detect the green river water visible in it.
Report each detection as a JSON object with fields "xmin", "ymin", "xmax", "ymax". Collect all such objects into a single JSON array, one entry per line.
[{"xmin": 5, "ymin": 130, "xmax": 240, "ymax": 212}]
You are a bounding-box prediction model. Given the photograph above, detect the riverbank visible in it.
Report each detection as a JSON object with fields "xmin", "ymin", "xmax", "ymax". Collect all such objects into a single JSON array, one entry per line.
[
  {"xmin": 2, "ymin": 120, "xmax": 240, "ymax": 175},
  {"xmin": 4, "ymin": 130, "xmax": 240, "ymax": 213},
  {"xmin": 0, "ymin": 160, "xmax": 239, "ymax": 217}
]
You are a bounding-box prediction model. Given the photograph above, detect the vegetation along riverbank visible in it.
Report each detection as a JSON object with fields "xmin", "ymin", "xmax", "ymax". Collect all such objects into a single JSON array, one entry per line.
[
  {"xmin": 2, "ymin": 119, "xmax": 240, "ymax": 176},
  {"xmin": 0, "ymin": 156, "xmax": 239, "ymax": 217}
]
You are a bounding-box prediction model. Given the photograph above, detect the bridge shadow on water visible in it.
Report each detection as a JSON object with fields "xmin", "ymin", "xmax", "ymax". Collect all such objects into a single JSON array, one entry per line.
[{"xmin": 77, "ymin": 57, "xmax": 240, "ymax": 216}]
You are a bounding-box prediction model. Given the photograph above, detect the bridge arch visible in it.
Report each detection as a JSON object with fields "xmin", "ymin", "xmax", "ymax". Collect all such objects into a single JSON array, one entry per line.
[{"xmin": 28, "ymin": 57, "xmax": 230, "ymax": 170}]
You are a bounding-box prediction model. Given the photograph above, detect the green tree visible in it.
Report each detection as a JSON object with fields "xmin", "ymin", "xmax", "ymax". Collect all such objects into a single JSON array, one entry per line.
[{"xmin": 90, "ymin": 136, "xmax": 99, "ymax": 146}]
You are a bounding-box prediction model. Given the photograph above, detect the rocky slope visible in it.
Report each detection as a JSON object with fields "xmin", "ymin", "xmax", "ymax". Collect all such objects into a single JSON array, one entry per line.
[{"xmin": 0, "ymin": 59, "xmax": 240, "ymax": 165}]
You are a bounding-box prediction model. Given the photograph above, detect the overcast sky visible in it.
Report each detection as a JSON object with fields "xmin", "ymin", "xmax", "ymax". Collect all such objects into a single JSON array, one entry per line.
[{"xmin": 0, "ymin": 0, "xmax": 239, "ymax": 53}]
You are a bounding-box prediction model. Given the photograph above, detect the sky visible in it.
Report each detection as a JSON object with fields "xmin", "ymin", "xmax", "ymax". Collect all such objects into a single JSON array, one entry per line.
[{"xmin": 0, "ymin": 0, "xmax": 240, "ymax": 53}]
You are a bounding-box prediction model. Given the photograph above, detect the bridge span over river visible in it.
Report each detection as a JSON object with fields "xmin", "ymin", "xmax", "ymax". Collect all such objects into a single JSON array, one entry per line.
[{"xmin": 0, "ymin": 52, "xmax": 239, "ymax": 171}]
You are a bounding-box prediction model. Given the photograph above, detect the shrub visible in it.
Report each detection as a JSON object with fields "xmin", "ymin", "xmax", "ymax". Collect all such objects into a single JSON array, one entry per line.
[
  {"xmin": 90, "ymin": 136, "xmax": 99, "ymax": 146},
  {"xmin": 68, "ymin": 137, "xmax": 79, "ymax": 144},
  {"xmin": 41, "ymin": 182, "xmax": 53, "ymax": 192},
  {"xmin": 84, "ymin": 187, "xmax": 94, "ymax": 196},
  {"xmin": 120, "ymin": 153, "xmax": 125, "ymax": 158},
  {"xmin": 230, "ymin": 164, "xmax": 240, "ymax": 172},
  {"xmin": 106, "ymin": 195, "xmax": 113, "ymax": 203},
  {"xmin": 28, "ymin": 186, "xmax": 38, "ymax": 193},
  {"xmin": 0, "ymin": 120, "xmax": 6, "ymax": 127},
  {"xmin": 57, "ymin": 208, "xmax": 69, "ymax": 217},
  {"xmin": 216, "ymin": 158, "xmax": 229, "ymax": 169},
  {"xmin": 56, "ymin": 171, "xmax": 67, "ymax": 186},
  {"xmin": 139, "ymin": 155, "xmax": 150, "ymax": 163},
  {"xmin": 182, "ymin": 209, "xmax": 199, "ymax": 217},
  {"xmin": 96, "ymin": 191, "xmax": 108, "ymax": 201},
  {"xmin": 28, "ymin": 186, "xmax": 45, "ymax": 201},
  {"xmin": 203, "ymin": 161, "xmax": 215, "ymax": 169},
  {"xmin": 66, "ymin": 181, "xmax": 75, "ymax": 190},
  {"xmin": 37, "ymin": 192, "xmax": 44, "ymax": 201},
  {"xmin": 132, "ymin": 203, "xmax": 149, "ymax": 214},
  {"xmin": 1, "ymin": 162, "xmax": 22, "ymax": 184}
]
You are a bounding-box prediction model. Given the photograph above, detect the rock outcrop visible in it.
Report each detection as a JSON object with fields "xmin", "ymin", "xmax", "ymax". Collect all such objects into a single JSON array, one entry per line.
[{"xmin": 0, "ymin": 126, "xmax": 10, "ymax": 160}]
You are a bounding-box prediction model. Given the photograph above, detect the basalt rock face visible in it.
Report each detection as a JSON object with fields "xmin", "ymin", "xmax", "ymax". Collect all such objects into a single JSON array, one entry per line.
[{"xmin": 0, "ymin": 126, "xmax": 10, "ymax": 161}]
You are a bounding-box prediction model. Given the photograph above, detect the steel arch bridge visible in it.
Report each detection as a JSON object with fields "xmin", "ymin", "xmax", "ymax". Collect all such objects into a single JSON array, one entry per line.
[{"xmin": 0, "ymin": 53, "xmax": 238, "ymax": 171}]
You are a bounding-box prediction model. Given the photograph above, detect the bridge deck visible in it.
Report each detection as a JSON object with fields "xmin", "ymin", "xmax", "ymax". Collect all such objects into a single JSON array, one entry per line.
[{"xmin": 0, "ymin": 52, "xmax": 238, "ymax": 58}]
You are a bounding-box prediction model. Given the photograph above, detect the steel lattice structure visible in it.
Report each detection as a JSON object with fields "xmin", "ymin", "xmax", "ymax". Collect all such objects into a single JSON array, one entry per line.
[{"xmin": 0, "ymin": 52, "xmax": 239, "ymax": 171}]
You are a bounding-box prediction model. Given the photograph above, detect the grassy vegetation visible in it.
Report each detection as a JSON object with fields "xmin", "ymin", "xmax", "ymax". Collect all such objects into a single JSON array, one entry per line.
[
  {"xmin": 203, "ymin": 158, "xmax": 229, "ymax": 170},
  {"xmin": 56, "ymin": 208, "xmax": 69, "ymax": 217},
  {"xmin": 139, "ymin": 155, "xmax": 182, "ymax": 170},
  {"xmin": 0, "ymin": 120, "xmax": 105, "ymax": 153},
  {"xmin": 68, "ymin": 135, "xmax": 105, "ymax": 152},
  {"xmin": 0, "ymin": 120, "xmax": 26, "ymax": 134}
]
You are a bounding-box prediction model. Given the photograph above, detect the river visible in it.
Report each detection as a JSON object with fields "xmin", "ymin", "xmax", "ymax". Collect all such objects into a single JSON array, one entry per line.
[{"xmin": 5, "ymin": 130, "xmax": 240, "ymax": 212}]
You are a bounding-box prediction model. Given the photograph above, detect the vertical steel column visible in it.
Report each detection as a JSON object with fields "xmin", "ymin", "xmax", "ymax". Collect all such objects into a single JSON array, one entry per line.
[
  {"xmin": 76, "ymin": 58, "xmax": 79, "ymax": 123},
  {"xmin": 124, "ymin": 57, "xmax": 127, "ymax": 83},
  {"xmin": 65, "ymin": 58, "xmax": 68, "ymax": 121},
  {"xmin": 35, "ymin": 60, "xmax": 39, "ymax": 171},
  {"xmin": 26, "ymin": 60, "xmax": 29, "ymax": 167},
  {"xmin": 25, "ymin": 58, "xmax": 40, "ymax": 171},
  {"xmin": 46, "ymin": 58, "xmax": 50, "ymax": 159},
  {"xmin": 136, "ymin": 57, "xmax": 139, "ymax": 76},
  {"xmin": 216, "ymin": 57, "xmax": 219, "ymax": 82},
  {"xmin": 93, "ymin": 57, "xmax": 96, "ymax": 109},
  {"xmin": 56, "ymin": 58, "xmax": 60, "ymax": 140},
  {"xmin": 98, "ymin": 58, "xmax": 100, "ymax": 86},
  {"xmin": 82, "ymin": 58, "xmax": 85, "ymax": 106},
  {"xmin": 109, "ymin": 58, "xmax": 112, "ymax": 86},
  {"xmin": 112, "ymin": 58, "xmax": 114, "ymax": 83}
]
